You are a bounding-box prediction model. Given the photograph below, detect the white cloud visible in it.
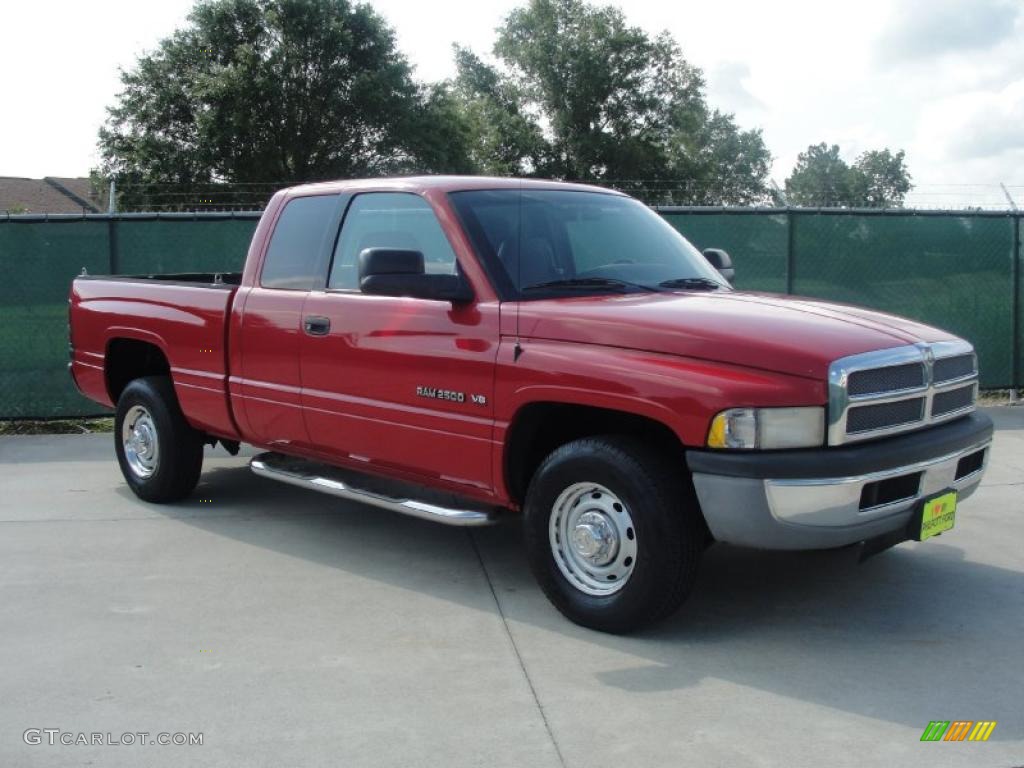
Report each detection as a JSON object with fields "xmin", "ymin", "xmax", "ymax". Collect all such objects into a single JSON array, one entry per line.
[
  {"xmin": 707, "ymin": 62, "xmax": 765, "ymax": 114},
  {"xmin": 919, "ymin": 80, "xmax": 1024, "ymax": 163},
  {"xmin": 875, "ymin": 0, "xmax": 1020, "ymax": 66},
  {"xmin": 0, "ymin": 0, "xmax": 194, "ymax": 178}
]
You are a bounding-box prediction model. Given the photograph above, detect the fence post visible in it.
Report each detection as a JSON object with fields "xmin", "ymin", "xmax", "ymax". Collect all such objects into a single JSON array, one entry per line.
[
  {"xmin": 1013, "ymin": 213, "xmax": 1021, "ymax": 397},
  {"xmin": 785, "ymin": 209, "xmax": 795, "ymax": 294},
  {"xmin": 107, "ymin": 216, "xmax": 119, "ymax": 274}
]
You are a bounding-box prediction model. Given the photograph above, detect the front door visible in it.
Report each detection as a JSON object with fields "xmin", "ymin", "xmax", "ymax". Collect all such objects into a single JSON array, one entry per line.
[{"xmin": 299, "ymin": 192, "xmax": 499, "ymax": 494}]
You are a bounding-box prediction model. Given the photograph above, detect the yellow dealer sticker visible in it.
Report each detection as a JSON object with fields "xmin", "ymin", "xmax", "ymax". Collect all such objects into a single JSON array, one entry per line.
[{"xmin": 920, "ymin": 491, "xmax": 957, "ymax": 541}]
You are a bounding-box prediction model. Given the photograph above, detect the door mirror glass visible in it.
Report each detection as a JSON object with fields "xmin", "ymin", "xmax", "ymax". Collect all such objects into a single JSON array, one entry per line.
[{"xmin": 358, "ymin": 248, "xmax": 425, "ymax": 280}]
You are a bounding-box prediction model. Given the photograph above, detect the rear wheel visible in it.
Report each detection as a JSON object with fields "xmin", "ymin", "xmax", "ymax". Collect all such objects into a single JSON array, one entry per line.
[
  {"xmin": 524, "ymin": 436, "xmax": 702, "ymax": 633},
  {"xmin": 114, "ymin": 376, "xmax": 204, "ymax": 502}
]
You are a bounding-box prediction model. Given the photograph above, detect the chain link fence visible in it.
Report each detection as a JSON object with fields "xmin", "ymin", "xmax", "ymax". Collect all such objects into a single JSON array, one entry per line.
[
  {"xmin": 0, "ymin": 208, "xmax": 1020, "ymax": 418},
  {"xmin": 0, "ymin": 213, "xmax": 260, "ymax": 418},
  {"xmin": 659, "ymin": 208, "xmax": 1021, "ymax": 390}
]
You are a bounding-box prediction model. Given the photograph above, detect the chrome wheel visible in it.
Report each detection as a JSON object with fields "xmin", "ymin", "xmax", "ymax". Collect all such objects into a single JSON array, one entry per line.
[
  {"xmin": 122, "ymin": 404, "xmax": 159, "ymax": 479},
  {"xmin": 549, "ymin": 482, "xmax": 637, "ymax": 595}
]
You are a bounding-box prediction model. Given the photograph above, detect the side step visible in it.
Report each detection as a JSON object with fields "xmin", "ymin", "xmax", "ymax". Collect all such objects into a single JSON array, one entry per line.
[{"xmin": 250, "ymin": 452, "xmax": 499, "ymax": 527}]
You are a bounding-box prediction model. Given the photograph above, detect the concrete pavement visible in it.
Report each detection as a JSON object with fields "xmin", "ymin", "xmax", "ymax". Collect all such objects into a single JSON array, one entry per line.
[{"xmin": 1, "ymin": 408, "xmax": 1022, "ymax": 767}]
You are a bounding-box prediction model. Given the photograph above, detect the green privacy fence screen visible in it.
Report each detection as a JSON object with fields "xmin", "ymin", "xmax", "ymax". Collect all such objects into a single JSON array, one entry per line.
[
  {"xmin": 0, "ymin": 208, "xmax": 1020, "ymax": 418},
  {"xmin": 660, "ymin": 208, "xmax": 1021, "ymax": 393},
  {"xmin": 0, "ymin": 213, "xmax": 261, "ymax": 418}
]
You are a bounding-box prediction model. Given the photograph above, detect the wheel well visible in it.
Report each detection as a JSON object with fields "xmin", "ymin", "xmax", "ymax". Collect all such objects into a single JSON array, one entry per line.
[
  {"xmin": 105, "ymin": 338, "xmax": 170, "ymax": 404},
  {"xmin": 504, "ymin": 403, "xmax": 688, "ymax": 505}
]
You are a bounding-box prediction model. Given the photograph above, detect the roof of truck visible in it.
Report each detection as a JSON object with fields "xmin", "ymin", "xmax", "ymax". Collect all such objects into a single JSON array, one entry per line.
[{"xmin": 282, "ymin": 175, "xmax": 627, "ymax": 197}]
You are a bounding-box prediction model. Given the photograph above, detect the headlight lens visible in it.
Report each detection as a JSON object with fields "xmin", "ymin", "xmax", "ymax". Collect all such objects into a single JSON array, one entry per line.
[{"xmin": 707, "ymin": 406, "xmax": 825, "ymax": 450}]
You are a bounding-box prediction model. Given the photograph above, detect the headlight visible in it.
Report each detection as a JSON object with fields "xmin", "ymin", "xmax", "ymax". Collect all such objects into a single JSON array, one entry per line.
[{"xmin": 707, "ymin": 406, "xmax": 825, "ymax": 450}]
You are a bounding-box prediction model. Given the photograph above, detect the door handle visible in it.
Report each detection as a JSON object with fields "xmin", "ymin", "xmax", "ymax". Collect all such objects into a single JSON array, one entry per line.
[{"xmin": 303, "ymin": 315, "xmax": 331, "ymax": 336}]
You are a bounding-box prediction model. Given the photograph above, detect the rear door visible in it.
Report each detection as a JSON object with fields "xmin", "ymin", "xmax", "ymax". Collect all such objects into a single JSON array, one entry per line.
[
  {"xmin": 235, "ymin": 193, "xmax": 344, "ymax": 449},
  {"xmin": 299, "ymin": 192, "xmax": 499, "ymax": 493}
]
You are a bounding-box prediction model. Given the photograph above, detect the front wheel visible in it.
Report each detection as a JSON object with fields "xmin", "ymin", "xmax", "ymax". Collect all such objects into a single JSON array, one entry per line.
[
  {"xmin": 114, "ymin": 376, "xmax": 204, "ymax": 502},
  {"xmin": 524, "ymin": 436, "xmax": 703, "ymax": 633}
]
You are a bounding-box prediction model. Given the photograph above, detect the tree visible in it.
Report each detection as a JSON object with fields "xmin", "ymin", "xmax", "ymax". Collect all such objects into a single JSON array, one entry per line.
[
  {"xmin": 450, "ymin": 0, "xmax": 772, "ymax": 204},
  {"xmin": 849, "ymin": 149, "xmax": 912, "ymax": 207},
  {"xmin": 98, "ymin": 0, "xmax": 473, "ymax": 206},
  {"xmin": 784, "ymin": 144, "xmax": 852, "ymax": 207},
  {"xmin": 450, "ymin": 48, "xmax": 549, "ymax": 176},
  {"xmin": 785, "ymin": 143, "xmax": 912, "ymax": 207}
]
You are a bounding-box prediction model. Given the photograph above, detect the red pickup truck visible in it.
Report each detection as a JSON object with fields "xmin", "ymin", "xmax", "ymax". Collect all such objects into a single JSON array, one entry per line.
[{"xmin": 69, "ymin": 176, "xmax": 992, "ymax": 632}]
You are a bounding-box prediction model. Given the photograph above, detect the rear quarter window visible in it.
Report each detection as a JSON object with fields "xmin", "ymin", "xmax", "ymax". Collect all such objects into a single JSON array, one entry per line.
[{"xmin": 260, "ymin": 195, "xmax": 339, "ymax": 290}]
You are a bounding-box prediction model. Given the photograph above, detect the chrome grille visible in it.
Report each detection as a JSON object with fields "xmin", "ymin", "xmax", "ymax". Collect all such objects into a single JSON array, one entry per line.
[
  {"xmin": 846, "ymin": 398, "xmax": 925, "ymax": 434},
  {"xmin": 847, "ymin": 363, "xmax": 925, "ymax": 395},
  {"xmin": 932, "ymin": 384, "xmax": 976, "ymax": 417},
  {"xmin": 933, "ymin": 354, "xmax": 975, "ymax": 383},
  {"xmin": 827, "ymin": 340, "xmax": 978, "ymax": 445}
]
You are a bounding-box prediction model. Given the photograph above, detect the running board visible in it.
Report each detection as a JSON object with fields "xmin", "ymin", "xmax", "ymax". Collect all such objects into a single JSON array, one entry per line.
[{"xmin": 250, "ymin": 452, "xmax": 499, "ymax": 527}]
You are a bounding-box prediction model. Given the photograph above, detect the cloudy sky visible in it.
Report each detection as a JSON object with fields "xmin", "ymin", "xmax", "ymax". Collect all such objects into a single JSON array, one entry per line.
[{"xmin": 1, "ymin": 0, "xmax": 1021, "ymax": 206}]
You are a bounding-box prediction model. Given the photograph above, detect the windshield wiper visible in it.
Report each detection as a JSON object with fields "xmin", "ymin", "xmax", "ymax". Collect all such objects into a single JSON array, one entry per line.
[
  {"xmin": 657, "ymin": 277, "xmax": 724, "ymax": 291},
  {"xmin": 522, "ymin": 277, "xmax": 656, "ymax": 293}
]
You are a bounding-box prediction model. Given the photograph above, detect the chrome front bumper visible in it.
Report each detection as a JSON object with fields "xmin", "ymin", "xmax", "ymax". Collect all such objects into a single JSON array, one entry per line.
[
  {"xmin": 687, "ymin": 413, "xmax": 993, "ymax": 550},
  {"xmin": 764, "ymin": 440, "xmax": 989, "ymax": 529}
]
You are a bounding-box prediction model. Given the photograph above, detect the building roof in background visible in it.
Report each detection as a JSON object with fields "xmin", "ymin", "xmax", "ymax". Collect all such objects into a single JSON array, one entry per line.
[{"xmin": 0, "ymin": 177, "xmax": 102, "ymax": 214}]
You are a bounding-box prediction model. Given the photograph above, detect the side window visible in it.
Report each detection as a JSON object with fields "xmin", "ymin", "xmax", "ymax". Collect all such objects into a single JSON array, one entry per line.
[
  {"xmin": 260, "ymin": 195, "xmax": 339, "ymax": 290},
  {"xmin": 328, "ymin": 193, "xmax": 457, "ymax": 290}
]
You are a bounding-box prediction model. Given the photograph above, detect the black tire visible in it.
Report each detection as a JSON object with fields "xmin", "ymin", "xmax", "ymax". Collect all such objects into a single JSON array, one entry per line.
[
  {"xmin": 523, "ymin": 436, "xmax": 702, "ymax": 633},
  {"xmin": 114, "ymin": 376, "xmax": 204, "ymax": 503}
]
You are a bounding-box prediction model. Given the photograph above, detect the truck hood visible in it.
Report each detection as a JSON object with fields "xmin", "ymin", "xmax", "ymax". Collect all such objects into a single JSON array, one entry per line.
[{"xmin": 515, "ymin": 291, "xmax": 957, "ymax": 380}]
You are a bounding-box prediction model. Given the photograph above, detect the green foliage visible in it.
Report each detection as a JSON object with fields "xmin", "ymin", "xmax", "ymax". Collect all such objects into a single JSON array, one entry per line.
[
  {"xmin": 784, "ymin": 144, "xmax": 851, "ymax": 207},
  {"xmin": 849, "ymin": 149, "xmax": 913, "ymax": 207},
  {"xmin": 450, "ymin": 0, "xmax": 772, "ymax": 204},
  {"xmin": 99, "ymin": 0, "xmax": 775, "ymax": 206},
  {"xmin": 785, "ymin": 143, "xmax": 912, "ymax": 207},
  {"xmin": 451, "ymin": 47, "xmax": 549, "ymax": 176},
  {"xmin": 98, "ymin": 0, "xmax": 474, "ymax": 202}
]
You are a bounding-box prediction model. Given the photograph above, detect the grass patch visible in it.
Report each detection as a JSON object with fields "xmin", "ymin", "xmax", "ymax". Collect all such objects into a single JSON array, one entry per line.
[
  {"xmin": 978, "ymin": 390, "xmax": 1021, "ymax": 406},
  {"xmin": 0, "ymin": 417, "xmax": 114, "ymax": 435}
]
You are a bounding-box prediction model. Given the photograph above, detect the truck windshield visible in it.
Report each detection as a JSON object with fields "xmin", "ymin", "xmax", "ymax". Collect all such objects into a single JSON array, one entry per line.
[{"xmin": 448, "ymin": 189, "xmax": 729, "ymax": 299}]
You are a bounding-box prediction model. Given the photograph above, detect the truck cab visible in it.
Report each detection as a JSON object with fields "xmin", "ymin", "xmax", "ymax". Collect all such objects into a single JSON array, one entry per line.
[{"xmin": 69, "ymin": 176, "xmax": 992, "ymax": 633}]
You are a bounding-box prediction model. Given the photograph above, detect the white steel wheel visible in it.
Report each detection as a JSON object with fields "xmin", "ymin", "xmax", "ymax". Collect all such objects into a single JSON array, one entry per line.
[
  {"xmin": 114, "ymin": 376, "xmax": 204, "ymax": 503},
  {"xmin": 525, "ymin": 436, "xmax": 704, "ymax": 632},
  {"xmin": 549, "ymin": 482, "xmax": 638, "ymax": 595},
  {"xmin": 122, "ymin": 404, "xmax": 160, "ymax": 479}
]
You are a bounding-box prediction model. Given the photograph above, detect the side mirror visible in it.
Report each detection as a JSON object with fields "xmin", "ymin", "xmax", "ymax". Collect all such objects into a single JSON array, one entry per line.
[
  {"xmin": 703, "ymin": 248, "xmax": 734, "ymax": 282},
  {"xmin": 358, "ymin": 248, "xmax": 473, "ymax": 303}
]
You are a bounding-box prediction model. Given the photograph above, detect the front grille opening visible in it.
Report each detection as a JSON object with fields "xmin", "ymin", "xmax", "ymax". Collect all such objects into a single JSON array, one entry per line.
[
  {"xmin": 933, "ymin": 354, "xmax": 976, "ymax": 383},
  {"xmin": 932, "ymin": 385, "xmax": 975, "ymax": 417},
  {"xmin": 846, "ymin": 398, "xmax": 925, "ymax": 434},
  {"xmin": 848, "ymin": 363, "xmax": 925, "ymax": 396},
  {"xmin": 859, "ymin": 472, "xmax": 922, "ymax": 510},
  {"xmin": 955, "ymin": 450, "xmax": 985, "ymax": 480}
]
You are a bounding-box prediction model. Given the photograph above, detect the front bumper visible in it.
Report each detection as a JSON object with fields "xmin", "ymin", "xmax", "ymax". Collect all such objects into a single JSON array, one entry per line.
[{"xmin": 686, "ymin": 411, "xmax": 993, "ymax": 550}]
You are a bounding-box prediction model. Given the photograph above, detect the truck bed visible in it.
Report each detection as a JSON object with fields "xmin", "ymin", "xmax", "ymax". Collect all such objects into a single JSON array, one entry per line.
[
  {"xmin": 80, "ymin": 271, "xmax": 243, "ymax": 285},
  {"xmin": 69, "ymin": 274, "xmax": 241, "ymax": 439}
]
